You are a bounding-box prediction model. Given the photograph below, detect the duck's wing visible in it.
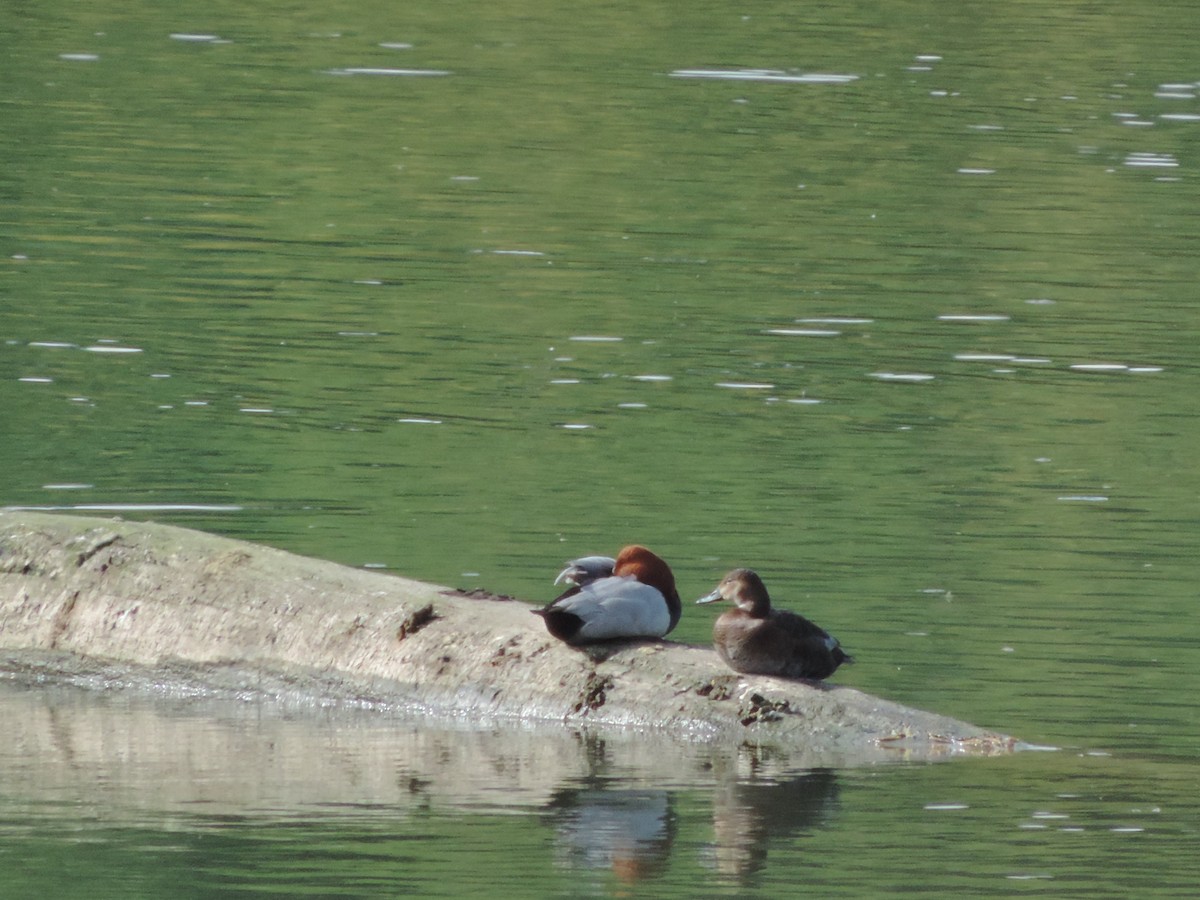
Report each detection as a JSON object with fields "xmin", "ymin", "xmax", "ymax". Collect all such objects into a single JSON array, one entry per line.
[
  {"xmin": 767, "ymin": 608, "xmax": 831, "ymax": 640},
  {"xmin": 766, "ymin": 610, "xmax": 851, "ymax": 679},
  {"xmin": 539, "ymin": 575, "xmax": 671, "ymax": 642}
]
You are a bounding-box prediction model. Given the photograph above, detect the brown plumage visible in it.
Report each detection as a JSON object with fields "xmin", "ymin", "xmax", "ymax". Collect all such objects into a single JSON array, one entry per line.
[{"xmin": 695, "ymin": 568, "xmax": 852, "ymax": 680}]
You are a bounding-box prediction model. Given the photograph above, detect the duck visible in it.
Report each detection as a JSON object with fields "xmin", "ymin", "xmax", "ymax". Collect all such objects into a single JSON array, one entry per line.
[
  {"xmin": 533, "ymin": 545, "xmax": 682, "ymax": 644},
  {"xmin": 695, "ymin": 568, "xmax": 852, "ymax": 680}
]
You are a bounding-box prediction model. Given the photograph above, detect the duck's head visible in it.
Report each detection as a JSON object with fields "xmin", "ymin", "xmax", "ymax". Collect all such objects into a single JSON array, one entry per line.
[
  {"xmin": 695, "ymin": 568, "xmax": 771, "ymax": 615},
  {"xmin": 613, "ymin": 545, "xmax": 679, "ymax": 603},
  {"xmin": 554, "ymin": 555, "xmax": 616, "ymax": 587}
]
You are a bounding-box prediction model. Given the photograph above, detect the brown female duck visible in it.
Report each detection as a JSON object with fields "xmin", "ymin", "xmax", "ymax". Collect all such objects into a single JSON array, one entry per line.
[{"xmin": 696, "ymin": 568, "xmax": 852, "ymax": 680}]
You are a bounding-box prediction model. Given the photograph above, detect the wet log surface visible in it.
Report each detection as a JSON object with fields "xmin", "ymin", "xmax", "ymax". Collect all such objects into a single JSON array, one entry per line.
[{"xmin": 0, "ymin": 511, "xmax": 1017, "ymax": 764}]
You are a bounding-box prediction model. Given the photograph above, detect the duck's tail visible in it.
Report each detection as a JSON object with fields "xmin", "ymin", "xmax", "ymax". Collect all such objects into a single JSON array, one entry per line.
[{"xmin": 531, "ymin": 606, "xmax": 585, "ymax": 643}]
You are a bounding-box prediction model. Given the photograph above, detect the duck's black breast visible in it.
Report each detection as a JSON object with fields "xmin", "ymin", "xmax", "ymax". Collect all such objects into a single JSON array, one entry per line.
[{"xmin": 713, "ymin": 608, "xmax": 844, "ymax": 680}]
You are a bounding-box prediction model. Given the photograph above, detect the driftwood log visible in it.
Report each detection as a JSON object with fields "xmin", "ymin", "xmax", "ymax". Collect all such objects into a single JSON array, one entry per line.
[{"xmin": 0, "ymin": 511, "xmax": 1016, "ymax": 764}]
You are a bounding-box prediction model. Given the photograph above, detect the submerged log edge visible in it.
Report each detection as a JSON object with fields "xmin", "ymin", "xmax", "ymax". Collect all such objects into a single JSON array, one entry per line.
[{"xmin": 0, "ymin": 512, "xmax": 1017, "ymax": 759}]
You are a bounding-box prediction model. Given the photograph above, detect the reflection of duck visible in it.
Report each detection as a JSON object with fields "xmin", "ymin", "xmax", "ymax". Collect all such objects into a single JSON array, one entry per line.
[
  {"xmin": 696, "ymin": 569, "xmax": 852, "ymax": 679},
  {"xmin": 533, "ymin": 546, "xmax": 682, "ymax": 644},
  {"xmin": 709, "ymin": 767, "xmax": 840, "ymax": 880},
  {"xmin": 545, "ymin": 786, "xmax": 676, "ymax": 883}
]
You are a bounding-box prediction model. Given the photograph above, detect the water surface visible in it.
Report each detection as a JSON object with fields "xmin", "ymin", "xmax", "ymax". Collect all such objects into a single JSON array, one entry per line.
[{"xmin": 3, "ymin": 0, "xmax": 1199, "ymax": 894}]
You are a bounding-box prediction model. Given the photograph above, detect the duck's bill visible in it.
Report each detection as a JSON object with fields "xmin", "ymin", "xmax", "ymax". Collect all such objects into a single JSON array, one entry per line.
[
  {"xmin": 695, "ymin": 589, "xmax": 722, "ymax": 604},
  {"xmin": 554, "ymin": 566, "xmax": 581, "ymax": 586},
  {"xmin": 554, "ymin": 555, "xmax": 616, "ymax": 586}
]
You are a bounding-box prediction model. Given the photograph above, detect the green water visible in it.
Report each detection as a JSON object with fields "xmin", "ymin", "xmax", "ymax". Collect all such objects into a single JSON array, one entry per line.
[{"xmin": 4, "ymin": 0, "xmax": 1200, "ymax": 894}]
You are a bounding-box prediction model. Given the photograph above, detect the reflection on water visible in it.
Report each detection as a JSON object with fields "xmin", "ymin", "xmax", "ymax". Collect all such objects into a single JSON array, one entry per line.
[
  {"xmin": 0, "ymin": 679, "xmax": 848, "ymax": 826},
  {"xmin": 546, "ymin": 787, "xmax": 676, "ymax": 882},
  {"xmin": 3, "ymin": 681, "xmax": 1197, "ymax": 897},
  {"xmin": 544, "ymin": 769, "xmax": 843, "ymax": 885},
  {"xmin": 0, "ymin": 679, "xmax": 853, "ymax": 891},
  {"xmin": 706, "ymin": 763, "xmax": 840, "ymax": 881}
]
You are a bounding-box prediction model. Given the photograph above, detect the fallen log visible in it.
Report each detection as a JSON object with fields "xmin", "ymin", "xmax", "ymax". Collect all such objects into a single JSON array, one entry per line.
[{"xmin": 0, "ymin": 510, "xmax": 1016, "ymax": 763}]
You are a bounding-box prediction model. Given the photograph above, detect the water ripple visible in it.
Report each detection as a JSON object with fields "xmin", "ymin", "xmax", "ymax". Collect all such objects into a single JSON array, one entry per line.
[
  {"xmin": 325, "ymin": 67, "xmax": 451, "ymax": 77},
  {"xmin": 669, "ymin": 69, "xmax": 858, "ymax": 84}
]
